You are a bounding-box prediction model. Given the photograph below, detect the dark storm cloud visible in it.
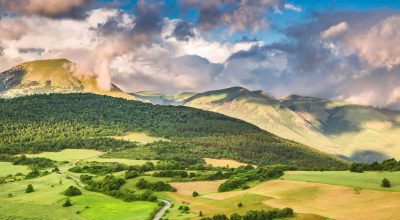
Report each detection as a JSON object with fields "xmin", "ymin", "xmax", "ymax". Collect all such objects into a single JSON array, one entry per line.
[
  {"xmin": 182, "ymin": 0, "xmax": 283, "ymax": 33},
  {"xmin": 170, "ymin": 21, "xmax": 195, "ymax": 41},
  {"xmin": 18, "ymin": 48, "xmax": 45, "ymax": 54},
  {"xmin": 0, "ymin": 0, "xmax": 96, "ymax": 19}
]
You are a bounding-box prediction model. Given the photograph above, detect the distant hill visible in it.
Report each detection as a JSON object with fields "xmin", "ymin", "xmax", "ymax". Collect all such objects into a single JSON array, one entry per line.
[
  {"xmin": 0, "ymin": 59, "xmax": 136, "ymax": 100},
  {"xmin": 0, "ymin": 93, "xmax": 347, "ymax": 170},
  {"xmin": 138, "ymin": 87, "xmax": 400, "ymax": 162},
  {"xmin": 131, "ymin": 91, "xmax": 197, "ymax": 105}
]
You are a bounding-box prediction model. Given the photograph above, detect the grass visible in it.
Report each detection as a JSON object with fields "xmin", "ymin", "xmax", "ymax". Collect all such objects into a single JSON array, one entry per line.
[
  {"xmin": 204, "ymin": 158, "xmax": 250, "ymax": 168},
  {"xmin": 283, "ymin": 171, "xmax": 400, "ymax": 192},
  {"xmin": 171, "ymin": 180, "xmax": 225, "ymax": 196},
  {"xmin": 0, "ymin": 172, "xmax": 158, "ymax": 220},
  {"xmin": 85, "ymin": 158, "xmax": 158, "ymax": 166},
  {"xmin": 24, "ymin": 149, "xmax": 104, "ymax": 161},
  {"xmin": 112, "ymin": 132, "xmax": 170, "ymax": 145},
  {"xmin": 73, "ymin": 192, "xmax": 158, "ymax": 220},
  {"xmin": 103, "ymin": 146, "xmax": 157, "ymax": 160},
  {"xmin": 201, "ymin": 179, "xmax": 400, "ymax": 220},
  {"xmin": 0, "ymin": 162, "xmax": 31, "ymax": 177}
]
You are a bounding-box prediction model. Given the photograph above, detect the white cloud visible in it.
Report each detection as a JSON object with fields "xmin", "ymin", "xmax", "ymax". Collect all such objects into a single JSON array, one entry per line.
[
  {"xmin": 284, "ymin": 3, "xmax": 302, "ymax": 12},
  {"xmin": 321, "ymin": 22, "xmax": 349, "ymax": 40}
]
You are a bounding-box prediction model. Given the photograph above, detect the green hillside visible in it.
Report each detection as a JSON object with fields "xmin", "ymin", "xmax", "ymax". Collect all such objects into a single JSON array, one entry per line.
[
  {"xmin": 184, "ymin": 87, "xmax": 339, "ymax": 154},
  {"xmin": 132, "ymin": 91, "xmax": 196, "ymax": 105},
  {"xmin": 282, "ymin": 95, "xmax": 400, "ymax": 162},
  {"xmin": 134, "ymin": 87, "xmax": 400, "ymax": 163},
  {"xmin": 0, "ymin": 93, "xmax": 347, "ymax": 170},
  {"xmin": 0, "ymin": 59, "xmax": 136, "ymax": 100}
]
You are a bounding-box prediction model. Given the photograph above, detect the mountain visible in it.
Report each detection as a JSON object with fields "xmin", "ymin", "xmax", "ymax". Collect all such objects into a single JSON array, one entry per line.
[
  {"xmin": 131, "ymin": 91, "xmax": 197, "ymax": 105},
  {"xmin": 183, "ymin": 87, "xmax": 339, "ymax": 154},
  {"xmin": 0, "ymin": 93, "xmax": 347, "ymax": 170},
  {"xmin": 281, "ymin": 95, "xmax": 400, "ymax": 162},
  {"xmin": 138, "ymin": 87, "xmax": 400, "ymax": 162},
  {"xmin": 0, "ymin": 59, "xmax": 136, "ymax": 100}
]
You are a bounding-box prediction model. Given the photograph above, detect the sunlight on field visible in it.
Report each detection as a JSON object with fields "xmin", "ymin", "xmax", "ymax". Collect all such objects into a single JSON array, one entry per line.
[
  {"xmin": 113, "ymin": 132, "xmax": 170, "ymax": 144},
  {"xmin": 24, "ymin": 149, "xmax": 104, "ymax": 161},
  {"xmin": 202, "ymin": 179, "xmax": 400, "ymax": 220},
  {"xmin": 85, "ymin": 158, "xmax": 158, "ymax": 166},
  {"xmin": 204, "ymin": 158, "xmax": 250, "ymax": 168},
  {"xmin": 283, "ymin": 171, "xmax": 400, "ymax": 192},
  {"xmin": 0, "ymin": 162, "xmax": 31, "ymax": 177},
  {"xmin": 171, "ymin": 180, "xmax": 225, "ymax": 196},
  {"xmin": 0, "ymin": 173, "xmax": 158, "ymax": 220}
]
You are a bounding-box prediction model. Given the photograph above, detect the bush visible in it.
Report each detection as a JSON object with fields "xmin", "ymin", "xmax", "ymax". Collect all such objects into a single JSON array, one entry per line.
[
  {"xmin": 381, "ymin": 178, "xmax": 391, "ymax": 188},
  {"xmin": 26, "ymin": 184, "xmax": 34, "ymax": 193},
  {"xmin": 237, "ymin": 202, "xmax": 243, "ymax": 207},
  {"xmin": 192, "ymin": 191, "xmax": 199, "ymax": 197},
  {"xmin": 25, "ymin": 170, "xmax": 40, "ymax": 179},
  {"xmin": 125, "ymin": 170, "xmax": 139, "ymax": 179},
  {"xmin": 63, "ymin": 198, "xmax": 73, "ymax": 207},
  {"xmin": 64, "ymin": 186, "xmax": 82, "ymax": 196}
]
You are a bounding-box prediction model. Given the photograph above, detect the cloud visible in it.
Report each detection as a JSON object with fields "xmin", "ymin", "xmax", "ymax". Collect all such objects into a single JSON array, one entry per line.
[
  {"xmin": 0, "ymin": 0, "xmax": 95, "ymax": 19},
  {"xmin": 352, "ymin": 15, "xmax": 400, "ymax": 69},
  {"xmin": 284, "ymin": 3, "xmax": 302, "ymax": 12},
  {"xmin": 183, "ymin": 0, "xmax": 283, "ymax": 34},
  {"xmin": 320, "ymin": 21, "xmax": 349, "ymax": 40},
  {"xmin": 169, "ymin": 20, "xmax": 195, "ymax": 41}
]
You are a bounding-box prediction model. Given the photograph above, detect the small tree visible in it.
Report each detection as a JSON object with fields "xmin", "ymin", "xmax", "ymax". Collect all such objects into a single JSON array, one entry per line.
[
  {"xmin": 64, "ymin": 186, "xmax": 82, "ymax": 196},
  {"xmin": 26, "ymin": 184, "xmax": 34, "ymax": 193},
  {"xmin": 192, "ymin": 191, "xmax": 199, "ymax": 197},
  {"xmin": 237, "ymin": 202, "xmax": 243, "ymax": 207},
  {"xmin": 199, "ymin": 211, "xmax": 203, "ymax": 217},
  {"xmin": 381, "ymin": 178, "xmax": 391, "ymax": 188},
  {"xmin": 63, "ymin": 198, "xmax": 73, "ymax": 207}
]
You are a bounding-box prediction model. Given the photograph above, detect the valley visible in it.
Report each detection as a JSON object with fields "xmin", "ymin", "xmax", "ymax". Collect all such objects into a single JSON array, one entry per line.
[{"xmin": 1, "ymin": 60, "xmax": 399, "ymax": 220}]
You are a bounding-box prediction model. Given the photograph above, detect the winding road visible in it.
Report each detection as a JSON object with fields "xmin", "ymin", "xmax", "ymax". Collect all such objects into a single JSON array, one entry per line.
[{"xmin": 153, "ymin": 199, "xmax": 171, "ymax": 220}]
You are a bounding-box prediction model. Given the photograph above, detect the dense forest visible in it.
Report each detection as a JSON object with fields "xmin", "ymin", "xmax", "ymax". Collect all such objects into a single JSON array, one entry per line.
[{"xmin": 0, "ymin": 93, "xmax": 348, "ymax": 170}]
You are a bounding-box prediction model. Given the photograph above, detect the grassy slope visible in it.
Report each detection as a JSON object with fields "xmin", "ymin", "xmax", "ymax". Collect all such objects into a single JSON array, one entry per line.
[
  {"xmin": 283, "ymin": 171, "xmax": 400, "ymax": 191},
  {"xmin": 0, "ymin": 171, "xmax": 158, "ymax": 220},
  {"xmin": 0, "ymin": 59, "xmax": 136, "ymax": 100},
  {"xmin": 282, "ymin": 95, "xmax": 400, "ymax": 160},
  {"xmin": 0, "ymin": 162, "xmax": 31, "ymax": 176},
  {"xmin": 184, "ymin": 87, "xmax": 339, "ymax": 154}
]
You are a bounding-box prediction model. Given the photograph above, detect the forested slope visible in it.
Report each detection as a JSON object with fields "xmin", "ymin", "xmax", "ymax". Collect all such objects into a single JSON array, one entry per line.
[{"xmin": 0, "ymin": 93, "xmax": 347, "ymax": 170}]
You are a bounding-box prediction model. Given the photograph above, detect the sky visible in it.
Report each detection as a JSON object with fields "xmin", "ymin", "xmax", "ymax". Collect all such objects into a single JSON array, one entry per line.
[{"xmin": 1, "ymin": 0, "xmax": 400, "ymax": 110}]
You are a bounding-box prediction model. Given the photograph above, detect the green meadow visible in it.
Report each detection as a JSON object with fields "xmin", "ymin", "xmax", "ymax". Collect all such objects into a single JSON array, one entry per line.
[
  {"xmin": 283, "ymin": 171, "xmax": 400, "ymax": 191},
  {"xmin": 0, "ymin": 167, "xmax": 159, "ymax": 220},
  {"xmin": 0, "ymin": 162, "xmax": 31, "ymax": 176}
]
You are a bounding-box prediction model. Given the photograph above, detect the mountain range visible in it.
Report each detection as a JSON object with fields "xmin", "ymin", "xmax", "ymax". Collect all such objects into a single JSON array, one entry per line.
[{"xmin": 1, "ymin": 59, "xmax": 399, "ymax": 162}]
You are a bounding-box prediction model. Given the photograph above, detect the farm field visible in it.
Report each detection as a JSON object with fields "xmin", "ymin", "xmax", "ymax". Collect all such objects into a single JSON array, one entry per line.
[
  {"xmin": 112, "ymin": 132, "xmax": 170, "ymax": 144},
  {"xmin": 204, "ymin": 158, "xmax": 251, "ymax": 168},
  {"xmin": 283, "ymin": 171, "xmax": 400, "ymax": 192},
  {"xmin": 199, "ymin": 179, "xmax": 400, "ymax": 220},
  {"xmin": 0, "ymin": 162, "xmax": 31, "ymax": 176},
  {"xmin": 25, "ymin": 149, "xmax": 104, "ymax": 161}
]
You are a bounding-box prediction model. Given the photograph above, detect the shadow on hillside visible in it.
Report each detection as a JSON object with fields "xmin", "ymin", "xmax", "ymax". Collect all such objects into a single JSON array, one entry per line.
[{"xmin": 338, "ymin": 150, "xmax": 389, "ymax": 163}]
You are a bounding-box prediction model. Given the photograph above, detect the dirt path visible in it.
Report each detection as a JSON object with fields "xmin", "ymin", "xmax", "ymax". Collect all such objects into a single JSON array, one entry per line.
[
  {"xmin": 59, "ymin": 169, "xmax": 85, "ymax": 187},
  {"xmin": 153, "ymin": 199, "xmax": 171, "ymax": 220}
]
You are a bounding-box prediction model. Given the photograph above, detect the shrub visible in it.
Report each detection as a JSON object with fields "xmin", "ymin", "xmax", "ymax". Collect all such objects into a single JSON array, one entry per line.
[
  {"xmin": 237, "ymin": 202, "xmax": 243, "ymax": 207},
  {"xmin": 64, "ymin": 186, "xmax": 82, "ymax": 196},
  {"xmin": 124, "ymin": 170, "xmax": 139, "ymax": 179},
  {"xmin": 381, "ymin": 178, "xmax": 391, "ymax": 188},
  {"xmin": 26, "ymin": 184, "xmax": 34, "ymax": 193},
  {"xmin": 63, "ymin": 198, "xmax": 73, "ymax": 207},
  {"xmin": 192, "ymin": 191, "xmax": 199, "ymax": 197}
]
